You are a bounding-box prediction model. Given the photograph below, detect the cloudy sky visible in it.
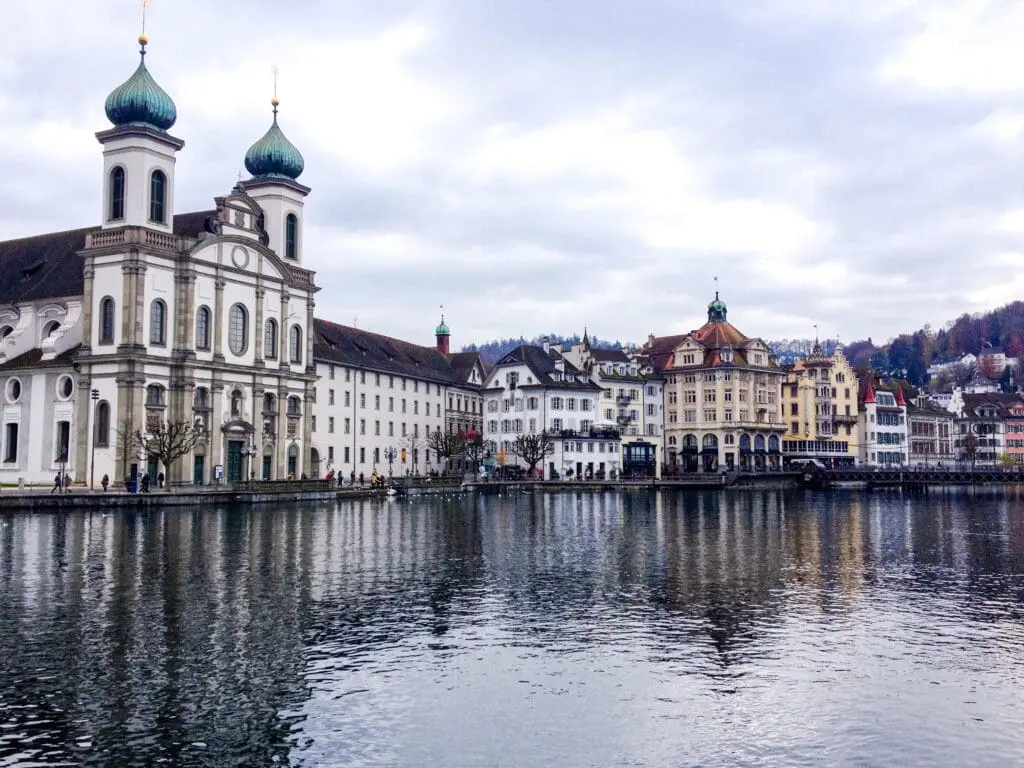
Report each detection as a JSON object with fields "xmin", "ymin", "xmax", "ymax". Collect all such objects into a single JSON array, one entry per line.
[{"xmin": 0, "ymin": 1, "xmax": 1021, "ymax": 348}]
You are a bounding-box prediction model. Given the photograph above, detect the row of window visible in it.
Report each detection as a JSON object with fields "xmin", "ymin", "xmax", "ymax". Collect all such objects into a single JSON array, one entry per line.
[
  {"xmin": 324, "ymin": 365, "xmax": 443, "ymax": 396},
  {"xmin": 97, "ymin": 297, "xmax": 303, "ymax": 362},
  {"xmin": 324, "ymin": 389, "xmax": 438, "ymax": 416},
  {"xmin": 668, "ymin": 409, "xmax": 779, "ymax": 424},
  {"xmin": 316, "ymin": 417, "xmax": 435, "ymax": 439},
  {"xmin": 107, "ymin": 167, "xmax": 300, "ymax": 260},
  {"xmin": 325, "ymin": 446, "xmax": 435, "ymax": 466},
  {"xmin": 4, "ymin": 418, "xmax": 76, "ymax": 465},
  {"xmin": 487, "ymin": 397, "xmax": 595, "ymax": 413}
]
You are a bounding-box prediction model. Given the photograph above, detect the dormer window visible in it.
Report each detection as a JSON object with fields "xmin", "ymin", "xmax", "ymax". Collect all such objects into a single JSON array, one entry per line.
[
  {"xmin": 149, "ymin": 170, "xmax": 167, "ymax": 224},
  {"xmin": 109, "ymin": 167, "xmax": 125, "ymax": 221},
  {"xmin": 722, "ymin": 348, "xmax": 733, "ymax": 363}
]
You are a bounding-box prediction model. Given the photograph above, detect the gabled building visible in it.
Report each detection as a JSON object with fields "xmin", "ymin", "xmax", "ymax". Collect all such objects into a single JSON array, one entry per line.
[
  {"xmin": 564, "ymin": 332, "xmax": 663, "ymax": 478},
  {"xmin": 858, "ymin": 378, "xmax": 908, "ymax": 466},
  {"xmin": 949, "ymin": 393, "xmax": 1022, "ymax": 466},
  {"xmin": 906, "ymin": 402, "xmax": 955, "ymax": 467},
  {"xmin": 437, "ymin": 315, "xmax": 486, "ymax": 438},
  {"xmin": 643, "ymin": 293, "xmax": 785, "ymax": 473},
  {"xmin": 780, "ymin": 342, "xmax": 859, "ymax": 468},
  {"xmin": 482, "ymin": 339, "xmax": 614, "ymax": 479},
  {"xmin": 1004, "ymin": 401, "xmax": 1024, "ymax": 466}
]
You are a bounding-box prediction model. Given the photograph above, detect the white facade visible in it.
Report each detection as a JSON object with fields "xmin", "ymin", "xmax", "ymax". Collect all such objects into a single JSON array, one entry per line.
[
  {"xmin": 858, "ymin": 390, "xmax": 909, "ymax": 466},
  {"xmin": 482, "ymin": 343, "xmax": 616, "ymax": 479}
]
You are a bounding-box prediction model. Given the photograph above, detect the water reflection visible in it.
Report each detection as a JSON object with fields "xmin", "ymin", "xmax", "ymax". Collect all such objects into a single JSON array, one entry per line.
[{"xmin": 0, "ymin": 490, "xmax": 1022, "ymax": 766}]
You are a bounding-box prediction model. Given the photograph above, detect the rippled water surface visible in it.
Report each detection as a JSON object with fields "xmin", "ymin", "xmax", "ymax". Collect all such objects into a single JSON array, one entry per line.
[{"xmin": 2, "ymin": 490, "xmax": 1024, "ymax": 766}]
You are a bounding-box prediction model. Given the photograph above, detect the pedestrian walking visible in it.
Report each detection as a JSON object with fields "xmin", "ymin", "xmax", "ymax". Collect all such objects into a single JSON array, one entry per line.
[
  {"xmin": 101, "ymin": 474, "xmax": 109, "ymax": 492},
  {"xmin": 51, "ymin": 473, "xmax": 61, "ymax": 494}
]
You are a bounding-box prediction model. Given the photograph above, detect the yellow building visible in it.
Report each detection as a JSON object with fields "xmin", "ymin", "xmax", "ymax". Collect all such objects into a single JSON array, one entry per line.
[
  {"xmin": 644, "ymin": 293, "xmax": 786, "ymax": 473},
  {"xmin": 780, "ymin": 343, "xmax": 860, "ymax": 467}
]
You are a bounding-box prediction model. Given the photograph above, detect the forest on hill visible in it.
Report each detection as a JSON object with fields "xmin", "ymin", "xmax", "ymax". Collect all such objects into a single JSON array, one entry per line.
[
  {"xmin": 461, "ymin": 333, "xmax": 623, "ymax": 363},
  {"xmin": 841, "ymin": 300, "xmax": 1024, "ymax": 385}
]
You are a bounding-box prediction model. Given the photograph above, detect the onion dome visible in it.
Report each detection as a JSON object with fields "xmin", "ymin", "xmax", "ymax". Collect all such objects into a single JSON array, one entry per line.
[
  {"xmin": 435, "ymin": 316, "xmax": 450, "ymax": 336},
  {"xmin": 244, "ymin": 100, "xmax": 305, "ymax": 180},
  {"xmin": 104, "ymin": 36, "xmax": 177, "ymax": 132},
  {"xmin": 707, "ymin": 291, "xmax": 728, "ymax": 323}
]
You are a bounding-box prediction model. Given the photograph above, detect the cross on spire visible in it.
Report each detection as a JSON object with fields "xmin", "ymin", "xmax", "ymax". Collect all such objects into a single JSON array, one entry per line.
[{"xmin": 140, "ymin": 0, "xmax": 150, "ymax": 36}]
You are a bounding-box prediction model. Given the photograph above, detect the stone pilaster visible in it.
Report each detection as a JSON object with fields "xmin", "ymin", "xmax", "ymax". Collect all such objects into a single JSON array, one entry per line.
[
  {"xmin": 304, "ymin": 297, "xmax": 315, "ymax": 374},
  {"xmin": 173, "ymin": 268, "xmax": 197, "ymax": 358},
  {"xmin": 277, "ymin": 387, "xmax": 288, "ymax": 478},
  {"xmin": 213, "ymin": 276, "xmax": 226, "ymax": 362},
  {"xmin": 80, "ymin": 264, "xmax": 95, "ymax": 356},
  {"xmin": 303, "ymin": 386, "xmax": 315, "ymax": 477},
  {"xmin": 210, "ymin": 377, "xmax": 224, "ymax": 478},
  {"xmin": 278, "ymin": 291, "xmax": 290, "ymax": 369},
  {"xmin": 74, "ymin": 373, "xmax": 91, "ymax": 485},
  {"xmin": 253, "ymin": 287, "xmax": 265, "ymax": 367}
]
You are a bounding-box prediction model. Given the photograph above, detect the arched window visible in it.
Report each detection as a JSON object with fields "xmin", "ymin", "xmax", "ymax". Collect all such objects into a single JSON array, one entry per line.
[
  {"xmin": 263, "ymin": 392, "xmax": 276, "ymax": 413},
  {"xmin": 193, "ymin": 387, "xmax": 209, "ymax": 409},
  {"xmin": 95, "ymin": 401, "xmax": 110, "ymax": 447},
  {"xmin": 285, "ymin": 213, "xmax": 298, "ymax": 260},
  {"xmin": 289, "ymin": 324, "xmax": 303, "ymax": 364},
  {"xmin": 287, "ymin": 395, "xmax": 301, "ymax": 415},
  {"xmin": 228, "ymin": 304, "xmax": 248, "ymax": 356},
  {"xmin": 99, "ymin": 296, "xmax": 115, "ymax": 345},
  {"xmin": 146, "ymin": 384, "xmax": 165, "ymax": 406},
  {"xmin": 150, "ymin": 300, "xmax": 166, "ymax": 345},
  {"xmin": 149, "ymin": 170, "xmax": 167, "ymax": 224},
  {"xmin": 195, "ymin": 305, "xmax": 211, "ymax": 350},
  {"xmin": 264, "ymin": 318, "xmax": 278, "ymax": 359},
  {"xmin": 42, "ymin": 321, "xmax": 60, "ymax": 341},
  {"xmin": 109, "ymin": 167, "xmax": 125, "ymax": 221}
]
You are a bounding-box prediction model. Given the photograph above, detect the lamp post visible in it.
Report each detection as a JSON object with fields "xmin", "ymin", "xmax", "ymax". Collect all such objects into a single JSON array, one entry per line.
[
  {"xmin": 242, "ymin": 442, "xmax": 258, "ymax": 482},
  {"xmin": 384, "ymin": 446, "xmax": 396, "ymax": 478},
  {"xmin": 90, "ymin": 389, "xmax": 99, "ymax": 490}
]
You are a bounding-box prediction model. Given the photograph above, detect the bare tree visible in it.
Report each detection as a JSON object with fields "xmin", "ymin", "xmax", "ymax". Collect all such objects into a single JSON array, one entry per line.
[
  {"xmin": 461, "ymin": 429, "xmax": 487, "ymax": 472},
  {"xmin": 961, "ymin": 430, "xmax": 978, "ymax": 468},
  {"xmin": 427, "ymin": 429, "xmax": 465, "ymax": 473},
  {"xmin": 136, "ymin": 420, "xmax": 200, "ymax": 489},
  {"xmin": 510, "ymin": 431, "xmax": 556, "ymax": 478},
  {"xmin": 115, "ymin": 424, "xmax": 142, "ymax": 483}
]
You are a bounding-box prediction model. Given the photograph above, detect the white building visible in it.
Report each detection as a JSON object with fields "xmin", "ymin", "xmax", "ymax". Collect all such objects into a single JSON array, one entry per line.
[
  {"xmin": 310, "ymin": 319, "xmax": 485, "ymax": 480},
  {"xmin": 482, "ymin": 339, "xmax": 616, "ymax": 479},
  {"xmin": 857, "ymin": 379, "xmax": 908, "ymax": 466},
  {"xmin": 564, "ymin": 332, "xmax": 663, "ymax": 477},
  {"xmin": 0, "ymin": 35, "xmax": 318, "ymax": 486},
  {"xmin": 0, "ymin": 33, "xmax": 487, "ymax": 488}
]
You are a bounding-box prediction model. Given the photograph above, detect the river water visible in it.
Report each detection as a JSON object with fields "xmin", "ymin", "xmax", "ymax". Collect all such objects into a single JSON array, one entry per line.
[{"xmin": 1, "ymin": 490, "xmax": 1023, "ymax": 767}]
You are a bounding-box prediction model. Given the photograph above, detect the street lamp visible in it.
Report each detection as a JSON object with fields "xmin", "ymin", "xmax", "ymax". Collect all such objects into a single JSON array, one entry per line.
[
  {"xmin": 383, "ymin": 446, "xmax": 396, "ymax": 478},
  {"xmin": 89, "ymin": 389, "xmax": 99, "ymax": 490},
  {"xmin": 242, "ymin": 442, "xmax": 258, "ymax": 482}
]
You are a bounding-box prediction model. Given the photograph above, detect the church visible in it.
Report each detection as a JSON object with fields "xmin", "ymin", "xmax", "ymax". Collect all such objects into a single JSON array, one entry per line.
[{"xmin": 0, "ymin": 33, "xmax": 484, "ymax": 487}]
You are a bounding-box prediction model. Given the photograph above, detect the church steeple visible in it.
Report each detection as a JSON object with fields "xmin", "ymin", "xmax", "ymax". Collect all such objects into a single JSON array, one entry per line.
[{"xmin": 435, "ymin": 307, "xmax": 450, "ymax": 355}]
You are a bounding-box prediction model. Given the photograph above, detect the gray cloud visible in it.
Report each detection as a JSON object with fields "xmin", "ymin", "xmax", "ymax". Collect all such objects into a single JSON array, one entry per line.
[{"xmin": 1, "ymin": 1, "xmax": 1020, "ymax": 348}]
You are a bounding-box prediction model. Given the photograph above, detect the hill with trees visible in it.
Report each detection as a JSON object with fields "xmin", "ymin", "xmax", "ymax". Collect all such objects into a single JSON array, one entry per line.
[{"xmin": 461, "ymin": 333, "xmax": 625, "ymax": 364}]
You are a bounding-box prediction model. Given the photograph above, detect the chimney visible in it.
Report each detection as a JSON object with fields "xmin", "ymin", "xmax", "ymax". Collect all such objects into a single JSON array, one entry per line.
[
  {"xmin": 648, "ymin": 332, "xmax": 656, "ymax": 348},
  {"xmin": 543, "ymin": 336, "xmax": 550, "ymax": 353}
]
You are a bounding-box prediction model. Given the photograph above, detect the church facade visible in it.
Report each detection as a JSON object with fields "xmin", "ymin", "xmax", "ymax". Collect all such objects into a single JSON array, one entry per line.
[{"xmin": 0, "ymin": 33, "xmax": 482, "ymax": 487}]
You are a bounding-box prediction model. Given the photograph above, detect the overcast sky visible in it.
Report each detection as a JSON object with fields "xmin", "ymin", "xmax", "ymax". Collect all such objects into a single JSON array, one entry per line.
[{"xmin": 1, "ymin": 0, "xmax": 1020, "ymax": 348}]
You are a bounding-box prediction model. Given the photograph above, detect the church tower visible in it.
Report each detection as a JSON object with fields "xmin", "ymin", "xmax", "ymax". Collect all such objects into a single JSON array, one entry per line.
[
  {"xmin": 96, "ymin": 34, "xmax": 183, "ymax": 232},
  {"xmin": 240, "ymin": 97, "xmax": 310, "ymax": 264}
]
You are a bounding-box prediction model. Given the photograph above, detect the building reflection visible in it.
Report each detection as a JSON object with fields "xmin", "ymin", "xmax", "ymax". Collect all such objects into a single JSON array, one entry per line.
[{"xmin": 0, "ymin": 488, "xmax": 1022, "ymax": 764}]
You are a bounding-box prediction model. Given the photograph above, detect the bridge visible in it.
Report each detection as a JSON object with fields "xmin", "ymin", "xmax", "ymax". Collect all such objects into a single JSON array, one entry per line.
[{"xmin": 800, "ymin": 466, "xmax": 1024, "ymax": 490}]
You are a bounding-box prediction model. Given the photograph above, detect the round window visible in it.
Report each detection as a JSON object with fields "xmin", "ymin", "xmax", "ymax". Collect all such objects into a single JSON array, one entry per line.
[
  {"xmin": 6, "ymin": 378, "xmax": 21, "ymax": 403},
  {"xmin": 57, "ymin": 375, "xmax": 74, "ymax": 400}
]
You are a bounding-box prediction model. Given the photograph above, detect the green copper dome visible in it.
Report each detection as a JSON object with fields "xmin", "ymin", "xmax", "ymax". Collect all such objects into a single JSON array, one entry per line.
[
  {"xmin": 104, "ymin": 38, "xmax": 177, "ymax": 132},
  {"xmin": 707, "ymin": 292, "xmax": 728, "ymax": 323},
  {"xmin": 244, "ymin": 102, "xmax": 305, "ymax": 180},
  {"xmin": 435, "ymin": 321, "xmax": 450, "ymax": 335}
]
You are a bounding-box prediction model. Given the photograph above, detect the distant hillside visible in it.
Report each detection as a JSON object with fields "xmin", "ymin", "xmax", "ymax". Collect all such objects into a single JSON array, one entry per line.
[
  {"xmin": 461, "ymin": 333, "xmax": 625, "ymax": 364},
  {"xmin": 768, "ymin": 338, "xmax": 840, "ymax": 365}
]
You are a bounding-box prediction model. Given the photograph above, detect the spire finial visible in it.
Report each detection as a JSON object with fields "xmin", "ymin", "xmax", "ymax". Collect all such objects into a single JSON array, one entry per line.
[
  {"xmin": 814, "ymin": 323, "xmax": 819, "ymax": 344},
  {"xmin": 440, "ymin": 304, "xmax": 445, "ymax": 323},
  {"xmin": 138, "ymin": 0, "xmax": 150, "ymax": 53},
  {"xmin": 271, "ymin": 64, "xmax": 280, "ymax": 116}
]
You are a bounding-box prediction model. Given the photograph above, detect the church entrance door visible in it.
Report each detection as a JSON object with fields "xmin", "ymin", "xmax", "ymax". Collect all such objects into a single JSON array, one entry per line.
[{"xmin": 226, "ymin": 440, "xmax": 244, "ymax": 484}]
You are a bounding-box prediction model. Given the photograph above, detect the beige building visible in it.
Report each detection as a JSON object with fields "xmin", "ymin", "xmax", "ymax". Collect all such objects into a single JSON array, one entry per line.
[
  {"xmin": 780, "ymin": 344, "xmax": 860, "ymax": 467},
  {"xmin": 643, "ymin": 293, "xmax": 785, "ymax": 473}
]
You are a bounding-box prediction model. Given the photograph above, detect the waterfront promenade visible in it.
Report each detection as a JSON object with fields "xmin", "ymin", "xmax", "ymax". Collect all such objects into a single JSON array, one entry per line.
[{"xmin": 2, "ymin": 467, "xmax": 1024, "ymax": 511}]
